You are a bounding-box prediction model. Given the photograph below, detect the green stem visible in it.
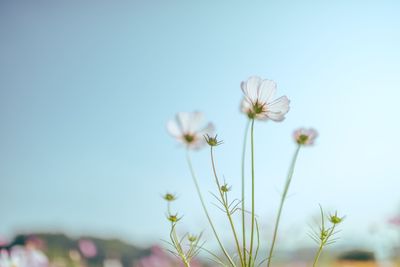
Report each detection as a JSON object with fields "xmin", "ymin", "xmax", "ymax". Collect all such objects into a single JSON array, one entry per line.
[
  {"xmin": 248, "ymin": 119, "xmax": 255, "ymax": 267},
  {"xmin": 313, "ymin": 225, "xmax": 336, "ymax": 267},
  {"xmin": 312, "ymin": 244, "xmax": 324, "ymax": 267},
  {"xmin": 267, "ymin": 145, "xmax": 301, "ymax": 267},
  {"xmin": 185, "ymin": 150, "xmax": 236, "ymax": 267},
  {"xmin": 210, "ymin": 147, "xmax": 244, "ymax": 266},
  {"xmin": 170, "ymin": 223, "xmax": 190, "ymax": 267},
  {"xmin": 241, "ymin": 120, "xmax": 250, "ymax": 264}
]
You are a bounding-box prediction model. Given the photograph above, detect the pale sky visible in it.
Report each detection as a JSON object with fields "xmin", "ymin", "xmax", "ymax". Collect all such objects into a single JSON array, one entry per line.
[{"xmin": 1, "ymin": 0, "xmax": 400, "ymax": 253}]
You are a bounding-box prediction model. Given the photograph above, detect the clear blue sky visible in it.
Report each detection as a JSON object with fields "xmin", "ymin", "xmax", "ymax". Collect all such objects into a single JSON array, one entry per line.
[{"xmin": 1, "ymin": 0, "xmax": 400, "ymax": 252}]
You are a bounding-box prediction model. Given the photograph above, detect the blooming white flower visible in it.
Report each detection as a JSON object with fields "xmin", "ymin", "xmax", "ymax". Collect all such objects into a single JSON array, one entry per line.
[
  {"xmin": 0, "ymin": 246, "xmax": 48, "ymax": 267},
  {"xmin": 240, "ymin": 76, "xmax": 290, "ymax": 121},
  {"xmin": 167, "ymin": 112, "xmax": 214, "ymax": 150},
  {"xmin": 293, "ymin": 128, "xmax": 318, "ymax": 145},
  {"xmin": 0, "ymin": 250, "xmax": 19, "ymax": 267}
]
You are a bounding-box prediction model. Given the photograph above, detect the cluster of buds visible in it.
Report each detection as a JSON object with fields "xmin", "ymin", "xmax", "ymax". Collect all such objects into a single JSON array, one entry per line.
[
  {"xmin": 161, "ymin": 193, "xmax": 203, "ymax": 266},
  {"xmin": 162, "ymin": 193, "xmax": 181, "ymax": 223},
  {"xmin": 312, "ymin": 208, "xmax": 344, "ymax": 245}
]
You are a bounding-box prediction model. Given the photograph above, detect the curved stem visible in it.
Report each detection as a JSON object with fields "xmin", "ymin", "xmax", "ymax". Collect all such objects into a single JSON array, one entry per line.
[
  {"xmin": 210, "ymin": 147, "xmax": 244, "ymax": 266},
  {"xmin": 248, "ymin": 119, "xmax": 255, "ymax": 267},
  {"xmin": 267, "ymin": 145, "xmax": 301, "ymax": 267},
  {"xmin": 241, "ymin": 119, "xmax": 250, "ymax": 264},
  {"xmin": 185, "ymin": 150, "xmax": 236, "ymax": 267}
]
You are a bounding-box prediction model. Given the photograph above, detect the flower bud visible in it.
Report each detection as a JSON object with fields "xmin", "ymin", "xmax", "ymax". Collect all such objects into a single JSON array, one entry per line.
[
  {"xmin": 204, "ymin": 134, "xmax": 223, "ymax": 147},
  {"xmin": 188, "ymin": 235, "xmax": 197, "ymax": 243},
  {"xmin": 220, "ymin": 183, "xmax": 231, "ymax": 193},
  {"xmin": 329, "ymin": 212, "xmax": 344, "ymax": 224},
  {"xmin": 167, "ymin": 214, "xmax": 180, "ymax": 223},
  {"xmin": 163, "ymin": 193, "xmax": 177, "ymax": 202}
]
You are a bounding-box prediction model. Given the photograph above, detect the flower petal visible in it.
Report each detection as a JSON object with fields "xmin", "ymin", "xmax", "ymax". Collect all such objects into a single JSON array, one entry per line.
[
  {"xmin": 175, "ymin": 112, "xmax": 191, "ymax": 133},
  {"xmin": 241, "ymin": 76, "xmax": 262, "ymax": 102},
  {"xmin": 307, "ymin": 128, "xmax": 318, "ymax": 140},
  {"xmin": 266, "ymin": 96, "xmax": 290, "ymax": 121},
  {"xmin": 166, "ymin": 119, "xmax": 182, "ymax": 138},
  {"xmin": 174, "ymin": 111, "xmax": 206, "ymax": 134},
  {"xmin": 240, "ymin": 97, "xmax": 253, "ymax": 115},
  {"xmin": 258, "ymin": 79, "xmax": 277, "ymax": 103},
  {"xmin": 196, "ymin": 122, "xmax": 215, "ymax": 139},
  {"xmin": 186, "ymin": 111, "xmax": 205, "ymax": 133}
]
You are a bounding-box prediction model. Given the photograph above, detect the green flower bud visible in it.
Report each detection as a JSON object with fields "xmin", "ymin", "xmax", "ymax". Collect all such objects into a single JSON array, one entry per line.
[
  {"xmin": 163, "ymin": 193, "xmax": 177, "ymax": 202},
  {"xmin": 329, "ymin": 213, "xmax": 344, "ymax": 224},
  {"xmin": 220, "ymin": 183, "xmax": 231, "ymax": 193},
  {"xmin": 188, "ymin": 235, "xmax": 197, "ymax": 242},
  {"xmin": 204, "ymin": 134, "xmax": 223, "ymax": 147},
  {"xmin": 167, "ymin": 214, "xmax": 180, "ymax": 223}
]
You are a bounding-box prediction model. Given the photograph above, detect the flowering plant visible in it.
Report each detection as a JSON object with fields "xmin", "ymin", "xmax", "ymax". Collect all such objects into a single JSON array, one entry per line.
[
  {"xmin": 164, "ymin": 76, "xmax": 344, "ymax": 267},
  {"xmin": 0, "ymin": 246, "xmax": 48, "ymax": 267}
]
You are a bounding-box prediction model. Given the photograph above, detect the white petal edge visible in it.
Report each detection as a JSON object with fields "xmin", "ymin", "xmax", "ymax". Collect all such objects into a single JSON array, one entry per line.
[
  {"xmin": 186, "ymin": 111, "xmax": 205, "ymax": 133},
  {"xmin": 266, "ymin": 96, "xmax": 290, "ymax": 121},
  {"xmin": 258, "ymin": 79, "xmax": 277, "ymax": 103},
  {"xmin": 241, "ymin": 76, "xmax": 262, "ymax": 103},
  {"xmin": 166, "ymin": 119, "xmax": 182, "ymax": 138}
]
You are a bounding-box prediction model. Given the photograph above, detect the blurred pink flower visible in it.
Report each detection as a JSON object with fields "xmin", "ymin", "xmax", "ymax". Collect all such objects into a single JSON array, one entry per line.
[
  {"xmin": 0, "ymin": 237, "xmax": 9, "ymax": 247},
  {"xmin": 293, "ymin": 128, "xmax": 318, "ymax": 146},
  {"xmin": 26, "ymin": 236, "xmax": 45, "ymax": 250},
  {"xmin": 167, "ymin": 112, "xmax": 214, "ymax": 150},
  {"xmin": 0, "ymin": 246, "xmax": 48, "ymax": 267},
  {"xmin": 78, "ymin": 239, "xmax": 97, "ymax": 258},
  {"xmin": 388, "ymin": 216, "xmax": 400, "ymax": 226},
  {"xmin": 240, "ymin": 76, "xmax": 290, "ymax": 121}
]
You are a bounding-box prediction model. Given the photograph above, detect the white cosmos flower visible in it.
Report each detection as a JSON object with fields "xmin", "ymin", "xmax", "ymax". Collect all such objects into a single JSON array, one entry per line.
[
  {"xmin": 0, "ymin": 246, "xmax": 48, "ymax": 267},
  {"xmin": 167, "ymin": 112, "xmax": 215, "ymax": 150},
  {"xmin": 0, "ymin": 250, "xmax": 19, "ymax": 267},
  {"xmin": 240, "ymin": 76, "xmax": 290, "ymax": 121},
  {"xmin": 293, "ymin": 128, "xmax": 318, "ymax": 146}
]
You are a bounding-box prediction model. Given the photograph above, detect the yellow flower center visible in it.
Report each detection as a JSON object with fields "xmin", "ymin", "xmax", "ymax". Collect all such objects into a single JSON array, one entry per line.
[{"xmin": 297, "ymin": 134, "xmax": 309, "ymax": 144}]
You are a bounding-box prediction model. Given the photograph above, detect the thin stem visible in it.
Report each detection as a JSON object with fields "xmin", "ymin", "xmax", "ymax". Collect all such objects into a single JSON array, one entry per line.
[
  {"xmin": 185, "ymin": 150, "xmax": 236, "ymax": 267},
  {"xmin": 313, "ymin": 225, "xmax": 336, "ymax": 267},
  {"xmin": 312, "ymin": 244, "xmax": 323, "ymax": 267},
  {"xmin": 252, "ymin": 218, "xmax": 260, "ymax": 267},
  {"xmin": 210, "ymin": 147, "xmax": 244, "ymax": 266},
  {"xmin": 170, "ymin": 223, "xmax": 190, "ymax": 267},
  {"xmin": 241, "ymin": 119, "xmax": 250, "ymax": 264},
  {"xmin": 267, "ymin": 145, "xmax": 301, "ymax": 267},
  {"xmin": 248, "ymin": 119, "xmax": 255, "ymax": 267}
]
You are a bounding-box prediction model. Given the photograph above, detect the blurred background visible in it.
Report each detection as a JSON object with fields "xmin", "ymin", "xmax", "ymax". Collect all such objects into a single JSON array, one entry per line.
[{"xmin": 1, "ymin": 0, "xmax": 400, "ymax": 266}]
